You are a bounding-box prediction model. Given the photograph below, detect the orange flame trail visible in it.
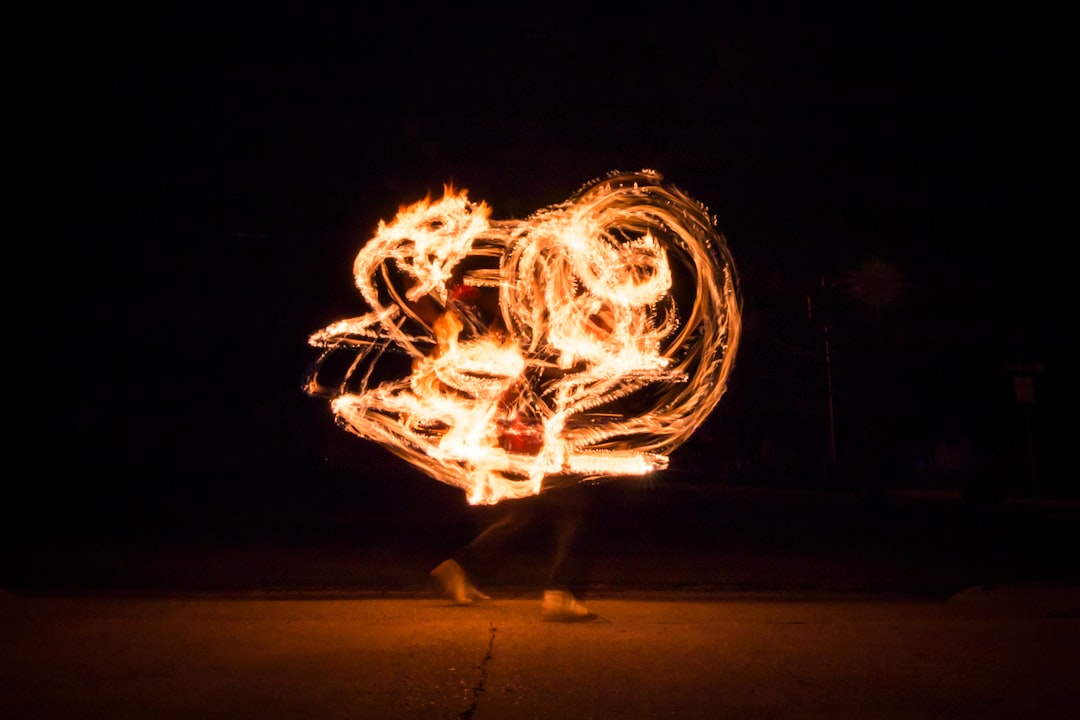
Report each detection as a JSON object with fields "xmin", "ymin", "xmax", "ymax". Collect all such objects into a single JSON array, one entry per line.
[{"xmin": 305, "ymin": 170, "xmax": 741, "ymax": 504}]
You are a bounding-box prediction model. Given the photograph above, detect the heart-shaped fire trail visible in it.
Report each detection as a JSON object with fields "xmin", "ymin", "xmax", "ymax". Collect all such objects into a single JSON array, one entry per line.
[{"xmin": 305, "ymin": 170, "xmax": 742, "ymax": 505}]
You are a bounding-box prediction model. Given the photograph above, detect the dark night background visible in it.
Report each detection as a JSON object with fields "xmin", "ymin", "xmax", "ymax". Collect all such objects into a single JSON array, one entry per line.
[{"xmin": 10, "ymin": 5, "xmax": 1073, "ymax": 591}]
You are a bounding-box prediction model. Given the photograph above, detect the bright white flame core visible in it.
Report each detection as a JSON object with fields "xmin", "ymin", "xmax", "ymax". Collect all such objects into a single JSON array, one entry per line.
[{"xmin": 306, "ymin": 170, "xmax": 741, "ymax": 504}]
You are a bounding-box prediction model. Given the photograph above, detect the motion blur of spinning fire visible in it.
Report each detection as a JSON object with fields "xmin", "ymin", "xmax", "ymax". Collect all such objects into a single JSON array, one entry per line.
[{"xmin": 305, "ymin": 170, "xmax": 741, "ymax": 504}]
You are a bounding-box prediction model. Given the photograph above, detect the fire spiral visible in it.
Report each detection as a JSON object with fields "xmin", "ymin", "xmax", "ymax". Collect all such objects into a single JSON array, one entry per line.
[{"xmin": 305, "ymin": 170, "xmax": 741, "ymax": 504}]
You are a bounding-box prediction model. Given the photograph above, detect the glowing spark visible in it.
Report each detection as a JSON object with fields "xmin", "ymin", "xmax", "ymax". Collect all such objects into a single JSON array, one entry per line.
[{"xmin": 305, "ymin": 170, "xmax": 741, "ymax": 505}]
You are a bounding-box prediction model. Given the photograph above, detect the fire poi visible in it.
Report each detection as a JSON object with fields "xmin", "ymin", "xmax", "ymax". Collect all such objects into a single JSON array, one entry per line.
[{"xmin": 305, "ymin": 170, "xmax": 741, "ymax": 505}]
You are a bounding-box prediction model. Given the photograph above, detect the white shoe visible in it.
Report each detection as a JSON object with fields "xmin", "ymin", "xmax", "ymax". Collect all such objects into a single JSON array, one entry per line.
[
  {"xmin": 541, "ymin": 590, "xmax": 595, "ymax": 622},
  {"xmin": 430, "ymin": 560, "xmax": 489, "ymax": 605}
]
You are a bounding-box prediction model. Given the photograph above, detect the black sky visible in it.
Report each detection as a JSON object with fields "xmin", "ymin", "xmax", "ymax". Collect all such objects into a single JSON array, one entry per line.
[{"xmin": 18, "ymin": 4, "xmax": 1069, "ymax": 545}]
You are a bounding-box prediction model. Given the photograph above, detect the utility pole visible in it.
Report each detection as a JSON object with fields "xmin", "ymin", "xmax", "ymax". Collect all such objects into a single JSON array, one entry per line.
[{"xmin": 808, "ymin": 274, "xmax": 837, "ymax": 486}]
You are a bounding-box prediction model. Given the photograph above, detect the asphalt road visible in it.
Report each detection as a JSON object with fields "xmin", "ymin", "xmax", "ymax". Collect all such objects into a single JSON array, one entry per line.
[
  {"xmin": 2, "ymin": 586, "xmax": 1077, "ymax": 720},
  {"xmin": 4, "ymin": 486, "xmax": 1080, "ymax": 719}
]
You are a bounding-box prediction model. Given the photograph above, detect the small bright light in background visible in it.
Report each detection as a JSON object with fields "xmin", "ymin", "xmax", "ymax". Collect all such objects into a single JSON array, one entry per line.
[{"xmin": 306, "ymin": 170, "xmax": 741, "ymax": 504}]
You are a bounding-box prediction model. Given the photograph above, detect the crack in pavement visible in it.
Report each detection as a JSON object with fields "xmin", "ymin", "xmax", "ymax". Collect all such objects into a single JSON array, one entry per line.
[{"xmin": 458, "ymin": 622, "xmax": 497, "ymax": 720}]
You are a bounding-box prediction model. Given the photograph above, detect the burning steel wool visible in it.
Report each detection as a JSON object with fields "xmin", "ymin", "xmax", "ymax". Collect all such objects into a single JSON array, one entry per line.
[{"xmin": 305, "ymin": 170, "xmax": 741, "ymax": 504}]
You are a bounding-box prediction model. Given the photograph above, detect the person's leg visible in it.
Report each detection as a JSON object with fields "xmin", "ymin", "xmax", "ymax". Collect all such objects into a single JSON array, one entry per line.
[
  {"xmin": 543, "ymin": 487, "xmax": 586, "ymax": 593},
  {"xmin": 539, "ymin": 485, "xmax": 596, "ymax": 621},
  {"xmin": 431, "ymin": 499, "xmax": 531, "ymax": 603},
  {"xmin": 431, "ymin": 484, "xmax": 597, "ymax": 621}
]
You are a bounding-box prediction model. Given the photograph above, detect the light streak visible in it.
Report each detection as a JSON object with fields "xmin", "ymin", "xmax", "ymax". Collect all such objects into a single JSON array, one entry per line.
[{"xmin": 305, "ymin": 170, "xmax": 741, "ymax": 504}]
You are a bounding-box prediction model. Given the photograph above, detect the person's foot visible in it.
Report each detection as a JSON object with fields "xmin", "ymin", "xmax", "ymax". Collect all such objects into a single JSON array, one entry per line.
[
  {"xmin": 430, "ymin": 560, "xmax": 489, "ymax": 605},
  {"xmin": 541, "ymin": 589, "xmax": 595, "ymax": 622}
]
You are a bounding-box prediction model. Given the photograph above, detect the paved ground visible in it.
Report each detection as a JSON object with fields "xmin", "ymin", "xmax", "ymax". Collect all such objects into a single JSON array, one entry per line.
[
  {"xmin": 2, "ymin": 586, "xmax": 1078, "ymax": 720},
  {"xmin": 3, "ymin": 485, "xmax": 1078, "ymax": 719}
]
